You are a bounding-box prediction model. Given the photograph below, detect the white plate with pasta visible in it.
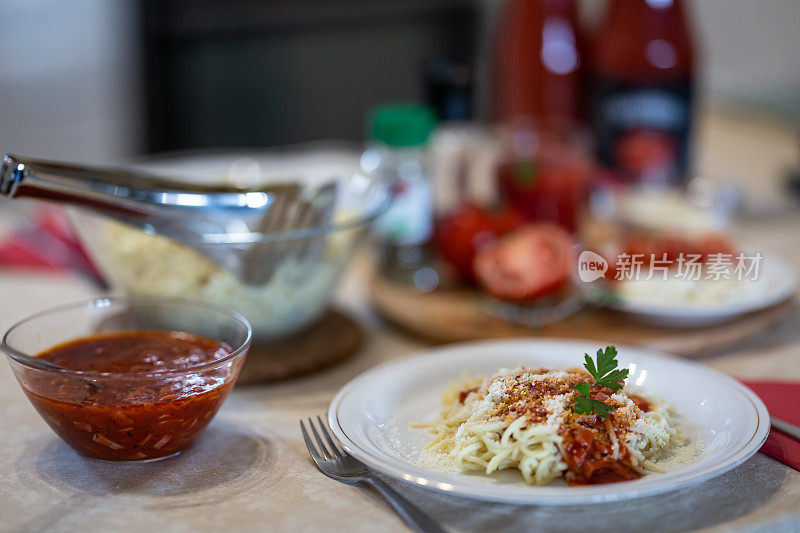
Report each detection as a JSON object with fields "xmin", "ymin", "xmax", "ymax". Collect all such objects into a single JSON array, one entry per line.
[
  {"xmin": 328, "ymin": 339, "xmax": 769, "ymax": 504},
  {"xmin": 595, "ymin": 251, "xmax": 797, "ymax": 327}
]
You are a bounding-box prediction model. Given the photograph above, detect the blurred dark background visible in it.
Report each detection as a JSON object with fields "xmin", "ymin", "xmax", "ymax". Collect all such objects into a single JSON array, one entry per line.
[
  {"xmin": 0, "ymin": 0, "xmax": 798, "ymax": 163},
  {"xmin": 141, "ymin": 0, "xmax": 478, "ymax": 151}
]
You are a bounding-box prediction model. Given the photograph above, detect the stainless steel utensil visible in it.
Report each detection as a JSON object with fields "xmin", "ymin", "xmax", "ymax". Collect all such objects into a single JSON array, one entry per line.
[
  {"xmin": 0, "ymin": 153, "xmax": 337, "ymax": 284},
  {"xmin": 772, "ymin": 416, "xmax": 800, "ymax": 441},
  {"xmin": 0, "ymin": 154, "xmax": 275, "ymax": 225},
  {"xmin": 300, "ymin": 415, "xmax": 446, "ymax": 533}
]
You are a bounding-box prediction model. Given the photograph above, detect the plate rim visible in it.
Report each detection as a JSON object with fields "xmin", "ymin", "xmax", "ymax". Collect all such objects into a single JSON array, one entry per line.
[
  {"xmin": 328, "ymin": 338, "xmax": 770, "ymax": 504},
  {"xmin": 600, "ymin": 253, "xmax": 797, "ymax": 321}
]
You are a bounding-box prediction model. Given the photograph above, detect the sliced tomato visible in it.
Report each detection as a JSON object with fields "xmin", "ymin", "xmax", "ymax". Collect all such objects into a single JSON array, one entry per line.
[
  {"xmin": 435, "ymin": 204, "xmax": 523, "ymax": 283},
  {"xmin": 621, "ymin": 232, "xmax": 735, "ymax": 265},
  {"xmin": 695, "ymin": 233, "xmax": 736, "ymax": 259},
  {"xmin": 473, "ymin": 223, "xmax": 573, "ymax": 302},
  {"xmin": 621, "ymin": 233, "xmax": 652, "ymax": 260}
]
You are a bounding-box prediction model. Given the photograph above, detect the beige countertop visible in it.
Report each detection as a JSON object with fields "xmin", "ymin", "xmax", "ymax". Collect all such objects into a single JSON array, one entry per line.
[{"xmin": 1, "ymin": 108, "xmax": 800, "ymax": 533}]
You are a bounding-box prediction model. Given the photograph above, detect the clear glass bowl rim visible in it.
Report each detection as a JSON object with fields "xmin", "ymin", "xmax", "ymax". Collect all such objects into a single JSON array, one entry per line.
[
  {"xmin": 108, "ymin": 145, "xmax": 395, "ymax": 246},
  {"xmin": 2, "ymin": 296, "xmax": 253, "ymax": 379},
  {"xmin": 150, "ymin": 196, "xmax": 390, "ymax": 246},
  {"xmin": 73, "ymin": 187, "xmax": 392, "ymax": 246}
]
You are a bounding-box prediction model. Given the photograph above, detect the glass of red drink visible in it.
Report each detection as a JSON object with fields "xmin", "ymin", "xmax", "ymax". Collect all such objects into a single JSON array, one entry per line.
[{"xmin": 496, "ymin": 125, "xmax": 593, "ymax": 233}]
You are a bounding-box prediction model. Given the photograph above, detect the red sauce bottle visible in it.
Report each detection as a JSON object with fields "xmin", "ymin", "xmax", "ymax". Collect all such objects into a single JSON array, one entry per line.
[
  {"xmin": 491, "ymin": 0, "xmax": 588, "ymax": 233},
  {"xmin": 493, "ymin": 0, "xmax": 583, "ymax": 128},
  {"xmin": 590, "ymin": 0, "xmax": 696, "ymax": 185}
]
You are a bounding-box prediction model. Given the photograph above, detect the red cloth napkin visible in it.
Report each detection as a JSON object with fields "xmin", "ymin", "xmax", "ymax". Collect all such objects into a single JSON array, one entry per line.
[
  {"xmin": 0, "ymin": 207, "xmax": 104, "ymax": 284},
  {"xmin": 741, "ymin": 380, "xmax": 800, "ymax": 471}
]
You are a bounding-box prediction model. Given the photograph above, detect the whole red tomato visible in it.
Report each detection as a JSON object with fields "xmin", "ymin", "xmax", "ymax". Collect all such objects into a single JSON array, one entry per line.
[{"xmin": 435, "ymin": 204, "xmax": 522, "ymax": 283}]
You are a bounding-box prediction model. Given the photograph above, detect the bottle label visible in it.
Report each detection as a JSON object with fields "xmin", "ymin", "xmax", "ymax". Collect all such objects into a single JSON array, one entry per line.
[
  {"xmin": 374, "ymin": 176, "xmax": 433, "ymax": 246},
  {"xmin": 593, "ymin": 79, "xmax": 692, "ymax": 183}
]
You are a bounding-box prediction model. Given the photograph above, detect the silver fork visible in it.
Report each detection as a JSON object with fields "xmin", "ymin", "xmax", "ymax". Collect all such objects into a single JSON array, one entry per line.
[{"xmin": 300, "ymin": 416, "xmax": 446, "ymax": 533}]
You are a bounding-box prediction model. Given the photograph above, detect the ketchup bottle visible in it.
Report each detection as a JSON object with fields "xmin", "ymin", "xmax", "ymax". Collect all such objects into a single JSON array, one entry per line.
[
  {"xmin": 493, "ymin": 0, "xmax": 583, "ymax": 128},
  {"xmin": 591, "ymin": 0, "xmax": 696, "ymax": 186}
]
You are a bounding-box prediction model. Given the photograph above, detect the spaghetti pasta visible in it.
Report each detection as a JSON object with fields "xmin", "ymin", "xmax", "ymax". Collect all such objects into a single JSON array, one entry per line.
[{"xmin": 416, "ymin": 367, "xmax": 681, "ymax": 485}]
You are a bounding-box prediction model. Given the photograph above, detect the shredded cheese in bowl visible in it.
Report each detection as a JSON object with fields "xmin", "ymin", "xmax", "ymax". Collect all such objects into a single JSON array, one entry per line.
[{"xmin": 74, "ymin": 215, "xmax": 359, "ymax": 340}]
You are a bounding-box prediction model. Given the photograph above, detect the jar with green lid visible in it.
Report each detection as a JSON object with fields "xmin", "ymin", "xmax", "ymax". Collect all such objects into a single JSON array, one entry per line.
[{"xmin": 363, "ymin": 103, "xmax": 439, "ymax": 290}]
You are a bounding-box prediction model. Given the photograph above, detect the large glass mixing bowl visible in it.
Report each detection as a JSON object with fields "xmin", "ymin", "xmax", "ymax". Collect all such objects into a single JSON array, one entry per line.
[{"xmin": 71, "ymin": 145, "xmax": 390, "ymax": 341}]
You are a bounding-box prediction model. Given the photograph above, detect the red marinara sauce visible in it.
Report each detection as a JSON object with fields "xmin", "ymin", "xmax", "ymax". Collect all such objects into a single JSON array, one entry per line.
[
  {"xmin": 561, "ymin": 423, "xmax": 641, "ymax": 485},
  {"xmin": 561, "ymin": 389, "xmax": 653, "ymax": 485},
  {"xmin": 25, "ymin": 331, "xmax": 234, "ymax": 461}
]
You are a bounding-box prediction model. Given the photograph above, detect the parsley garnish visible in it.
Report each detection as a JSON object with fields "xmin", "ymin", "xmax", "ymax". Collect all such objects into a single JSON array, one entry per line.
[
  {"xmin": 573, "ymin": 346, "xmax": 629, "ymax": 420},
  {"xmin": 583, "ymin": 346, "xmax": 629, "ymax": 390}
]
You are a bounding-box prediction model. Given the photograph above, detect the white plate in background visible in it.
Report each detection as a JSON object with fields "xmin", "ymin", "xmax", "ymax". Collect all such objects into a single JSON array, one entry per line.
[{"xmin": 596, "ymin": 252, "xmax": 796, "ymax": 327}]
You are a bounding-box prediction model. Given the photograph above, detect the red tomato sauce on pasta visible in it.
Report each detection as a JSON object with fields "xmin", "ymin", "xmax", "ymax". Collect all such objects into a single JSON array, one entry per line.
[{"xmin": 561, "ymin": 389, "xmax": 653, "ymax": 485}]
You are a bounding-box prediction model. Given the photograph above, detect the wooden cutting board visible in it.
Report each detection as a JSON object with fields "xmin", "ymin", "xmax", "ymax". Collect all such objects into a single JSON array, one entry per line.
[{"xmin": 371, "ymin": 275, "xmax": 793, "ymax": 357}]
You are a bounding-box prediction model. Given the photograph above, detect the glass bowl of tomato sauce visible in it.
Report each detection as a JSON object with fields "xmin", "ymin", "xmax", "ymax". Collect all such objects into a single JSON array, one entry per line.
[{"xmin": 2, "ymin": 297, "xmax": 252, "ymax": 462}]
